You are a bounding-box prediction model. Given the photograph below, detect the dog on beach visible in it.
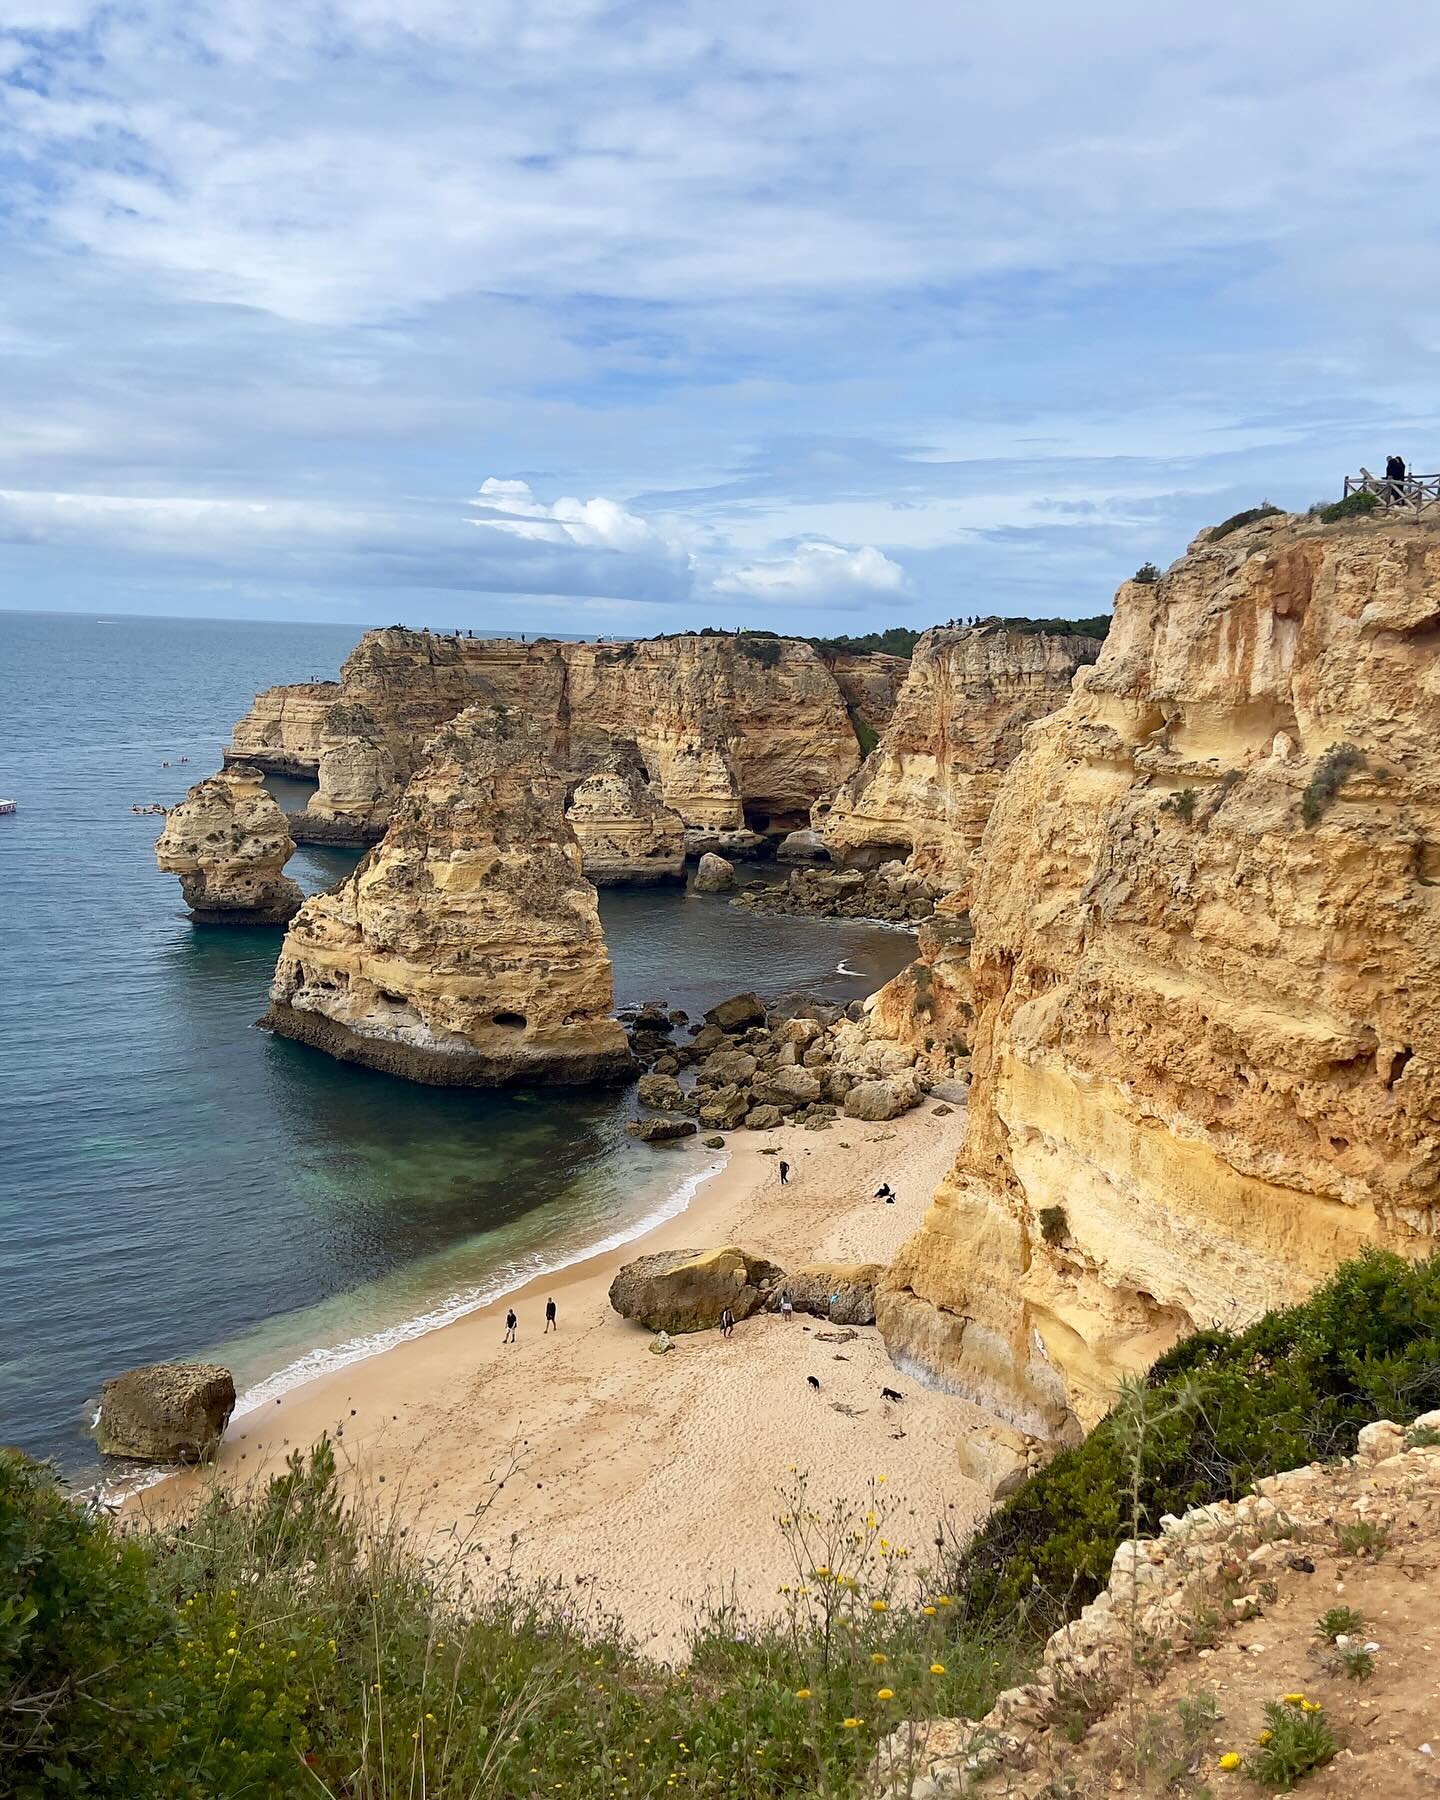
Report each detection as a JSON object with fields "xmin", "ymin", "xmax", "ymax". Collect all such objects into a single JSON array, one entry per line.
[
  {"xmin": 806, "ymin": 1374, "xmax": 821, "ymax": 1391},
  {"xmin": 880, "ymin": 1386, "xmax": 903, "ymax": 1403}
]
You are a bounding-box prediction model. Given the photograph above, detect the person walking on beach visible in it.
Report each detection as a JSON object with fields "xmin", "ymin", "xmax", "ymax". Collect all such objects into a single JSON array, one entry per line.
[
  {"xmin": 779, "ymin": 1159, "xmax": 791, "ymax": 1185},
  {"xmin": 503, "ymin": 1308, "xmax": 518, "ymax": 1344},
  {"xmin": 545, "ymin": 1297, "xmax": 557, "ymax": 1332},
  {"xmin": 720, "ymin": 1305, "xmax": 735, "ymax": 1339}
]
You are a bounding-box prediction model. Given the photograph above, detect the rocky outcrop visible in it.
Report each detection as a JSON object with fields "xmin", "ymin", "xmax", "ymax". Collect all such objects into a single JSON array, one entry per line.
[
  {"xmin": 822, "ymin": 625, "xmax": 1102, "ymax": 898},
  {"xmin": 565, "ymin": 762, "xmax": 686, "ymax": 885},
  {"xmin": 155, "ymin": 764, "xmax": 303, "ymax": 924},
  {"xmin": 228, "ymin": 631, "xmax": 867, "ymax": 845},
  {"xmin": 624, "ymin": 1116, "xmax": 698, "ymax": 1143},
  {"xmin": 264, "ymin": 703, "xmax": 634, "ymax": 1087},
  {"xmin": 879, "ymin": 514, "xmax": 1440, "ymax": 1437},
  {"xmin": 608, "ymin": 1246, "xmax": 787, "ymax": 1331},
  {"xmin": 225, "ymin": 680, "xmax": 339, "ymax": 774},
  {"xmin": 771, "ymin": 1264, "xmax": 884, "ymax": 1325},
  {"xmin": 96, "ymin": 1361, "xmax": 236, "ymax": 1462},
  {"xmin": 730, "ymin": 858, "xmax": 938, "ymax": 924},
  {"xmin": 826, "ymin": 651, "xmax": 911, "ymax": 743},
  {"xmin": 692, "ymin": 852, "xmax": 736, "ymax": 893}
]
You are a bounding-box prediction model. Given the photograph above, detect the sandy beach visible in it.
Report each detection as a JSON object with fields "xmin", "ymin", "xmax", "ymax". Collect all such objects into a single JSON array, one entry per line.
[{"xmin": 138, "ymin": 1101, "xmax": 990, "ymax": 1661}]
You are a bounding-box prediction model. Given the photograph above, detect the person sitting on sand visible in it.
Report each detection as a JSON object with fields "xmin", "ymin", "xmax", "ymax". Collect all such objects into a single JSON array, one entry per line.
[
  {"xmin": 503, "ymin": 1308, "xmax": 518, "ymax": 1344},
  {"xmin": 720, "ymin": 1305, "xmax": 735, "ymax": 1339},
  {"xmin": 544, "ymin": 1297, "xmax": 557, "ymax": 1333}
]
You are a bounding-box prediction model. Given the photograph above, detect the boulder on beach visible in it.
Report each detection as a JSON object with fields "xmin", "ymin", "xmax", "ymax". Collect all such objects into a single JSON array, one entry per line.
[
  {"xmin": 696, "ymin": 1048, "xmax": 758, "ymax": 1087},
  {"xmin": 702, "ymin": 1134, "xmax": 727, "ymax": 1149},
  {"xmin": 609, "ymin": 1246, "xmax": 786, "ymax": 1332},
  {"xmin": 773, "ymin": 1263, "xmax": 884, "ymax": 1326},
  {"xmin": 755, "ymin": 1065, "xmax": 823, "ymax": 1107},
  {"xmin": 692, "ymin": 852, "xmax": 737, "ymax": 894},
  {"xmin": 842, "ymin": 1075, "xmax": 922, "ymax": 1122},
  {"xmin": 624, "ymin": 1116, "xmax": 699, "ymax": 1144},
  {"xmin": 744, "ymin": 1103, "xmax": 785, "ymax": 1130},
  {"xmin": 637, "ymin": 1072, "xmax": 687, "ymax": 1111},
  {"xmin": 96, "ymin": 1361, "xmax": 237, "ymax": 1462},
  {"xmin": 704, "ymin": 991, "xmax": 766, "ymax": 1033}
]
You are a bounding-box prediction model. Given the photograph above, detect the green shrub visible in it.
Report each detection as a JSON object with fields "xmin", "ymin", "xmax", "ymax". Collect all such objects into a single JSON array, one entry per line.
[
  {"xmin": 1038, "ymin": 1205, "xmax": 1069, "ymax": 1247},
  {"xmin": 1211, "ymin": 504, "xmax": 1282, "ymax": 541},
  {"xmin": 951, "ymin": 1251, "xmax": 1440, "ymax": 1638},
  {"xmin": 737, "ymin": 633, "xmax": 783, "ymax": 668},
  {"xmin": 1316, "ymin": 490, "xmax": 1378, "ymax": 524},
  {"xmin": 0, "ymin": 1450, "xmax": 184, "ymax": 1797},
  {"xmin": 1161, "ymin": 788, "xmax": 1198, "ymax": 824},
  {"xmin": 1244, "ymin": 1697, "xmax": 1336, "ymax": 1789},
  {"xmin": 1134, "ymin": 562, "xmax": 1161, "ymax": 584},
  {"xmin": 1301, "ymin": 742, "xmax": 1367, "ymax": 828},
  {"xmin": 1315, "ymin": 1605, "xmax": 1365, "ymax": 1642},
  {"xmin": 848, "ymin": 705, "xmax": 880, "ymax": 758}
]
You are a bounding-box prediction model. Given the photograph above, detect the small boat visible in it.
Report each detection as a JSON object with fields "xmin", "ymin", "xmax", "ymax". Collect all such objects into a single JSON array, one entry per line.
[{"xmin": 0, "ymin": 799, "xmax": 15, "ymax": 815}]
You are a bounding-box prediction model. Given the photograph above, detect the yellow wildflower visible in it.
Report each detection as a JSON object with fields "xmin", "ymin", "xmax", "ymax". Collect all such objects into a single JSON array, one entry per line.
[
  {"xmin": 930, "ymin": 1662, "xmax": 946, "ymax": 1675},
  {"xmin": 876, "ymin": 1688, "xmax": 894, "ymax": 1701},
  {"xmin": 1256, "ymin": 1730, "xmax": 1272, "ymax": 1744},
  {"xmin": 795, "ymin": 1688, "xmax": 811, "ymax": 1700},
  {"xmin": 1283, "ymin": 1692, "xmax": 1305, "ymax": 1705},
  {"xmin": 923, "ymin": 1605, "xmax": 937, "ymax": 1617},
  {"xmin": 871, "ymin": 1599, "xmax": 888, "ymax": 1613},
  {"xmin": 842, "ymin": 1717, "xmax": 862, "ymax": 1729},
  {"xmin": 936, "ymin": 1595, "xmax": 953, "ymax": 1607},
  {"xmin": 1301, "ymin": 1700, "xmax": 1323, "ymax": 1713},
  {"xmin": 871, "ymin": 1652, "xmax": 888, "ymax": 1665},
  {"xmin": 1218, "ymin": 1752, "xmax": 1241, "ymax": 1770}
]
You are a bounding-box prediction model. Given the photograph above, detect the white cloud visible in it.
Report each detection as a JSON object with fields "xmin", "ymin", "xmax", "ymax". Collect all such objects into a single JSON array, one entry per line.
[
  {"xmin": 712, "ymin": 541, "xmax": 907, "ymax": 601},
  {"xmin": 470, "ymin": 477, "xmax": 689, "ymax": 563}
]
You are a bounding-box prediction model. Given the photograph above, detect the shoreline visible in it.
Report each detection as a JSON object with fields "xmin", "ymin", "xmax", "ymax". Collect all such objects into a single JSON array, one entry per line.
[{"xmin": 135, "ymin": 1100, "xmax": 992, "ymax": 1660}]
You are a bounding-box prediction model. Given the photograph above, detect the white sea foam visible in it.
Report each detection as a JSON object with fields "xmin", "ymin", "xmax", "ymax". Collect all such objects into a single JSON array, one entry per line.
[{"xmin": 230, "ymin": 1154, "xmax": 727, "ymax": 1419}]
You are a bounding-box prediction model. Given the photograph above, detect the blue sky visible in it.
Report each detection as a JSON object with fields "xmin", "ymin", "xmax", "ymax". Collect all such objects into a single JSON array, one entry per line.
[{"xmin": 1, "ymin": 1, "xmax": 1437, "ymax": 633}]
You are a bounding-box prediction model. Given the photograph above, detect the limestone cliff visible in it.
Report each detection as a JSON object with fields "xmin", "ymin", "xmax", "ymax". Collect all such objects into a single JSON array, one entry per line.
[
  {"xmin": 228, "ymin": 632, "xmax": 867, "ymax": 846},
  {"xmin": 264, "ymin": 704, "xmax": 634, "ymax": 1086},
  {"xmin": 822, "ymin": 626, "xmax": 1102, "ymax": 896},
  {"xmin": 825, "ymin": 651, "xmax": 911, "ymax": 743},
  {"xmin": 879, "ymin": 513, "xmax": 1440, "ymax": 1439},
  {"xmin": 155, "ymin": 764, "xmax": 303, "ymax": 924},
  {"xmin": 565, "ymin": 760, "xmax": 686, "ymax": 885},
  {"xmin": 224, "ymin": 681, "xmax": 339, "ymax": 774}
]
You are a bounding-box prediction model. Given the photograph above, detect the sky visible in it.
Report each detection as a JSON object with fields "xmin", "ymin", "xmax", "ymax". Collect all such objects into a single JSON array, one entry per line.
[{"xmin": 1, "ymin": 2, "xmax": 1437, "ymax": 635}]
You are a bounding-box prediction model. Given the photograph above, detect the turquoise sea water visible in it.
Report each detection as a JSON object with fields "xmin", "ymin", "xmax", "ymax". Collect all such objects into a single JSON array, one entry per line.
[{"xmin": 0, "ymin": 610, "xmax": 915, "ymax": 1475}]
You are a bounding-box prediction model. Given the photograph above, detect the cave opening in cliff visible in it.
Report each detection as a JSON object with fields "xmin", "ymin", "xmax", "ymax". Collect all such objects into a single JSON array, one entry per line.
[{"xmin": 492, "ymin": 1011, "xmax": 528, "ymax": 1029}]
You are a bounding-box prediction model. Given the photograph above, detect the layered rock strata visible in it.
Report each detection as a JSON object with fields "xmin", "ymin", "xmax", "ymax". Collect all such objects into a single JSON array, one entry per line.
[
  {"xmin": 879, "ymin": 514, "xmax": 1440, "ymax": 1438},
  {"xmin": 822, "ymin": 625, "xmax": 1102, "ymax": 897},
  {"xmin": 228, "ymin": 630, "xmax": 875, "ymax": 847},
  {"xmin": 155, "ymin": 764, "xmax": 303, "ymax": 924},
  {"xmin": 565, "ymin": 762, "xmax": 686, "ymax": 885},
  {"xmin": 264, "ymin": 704, "xmax": 633, "ymax": 1087}
]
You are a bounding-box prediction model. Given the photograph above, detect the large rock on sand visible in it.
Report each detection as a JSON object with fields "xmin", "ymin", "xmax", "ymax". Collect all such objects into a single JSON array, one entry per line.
[
  {"xmin": 843, "ymin": 1075, "xmax": 922, "ymax": 1121},
  {"xmin": 96, "ymin": 1361, "xmax": 237, "ymax": 1462},
  {"xmin": 609, "ymin": 1246, "xmax": 786, "ymax": 1331},
  {"xmin": 772, "ymin": 1264, "xmax": 884, "ymax": 1326}
]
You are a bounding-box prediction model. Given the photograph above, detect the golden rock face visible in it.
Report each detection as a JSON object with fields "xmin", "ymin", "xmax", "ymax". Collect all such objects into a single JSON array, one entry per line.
[
  {"xmin": 821, "ymin": 626, "xmax": 1102, "ymax": 897},
  {"xmin": 879, "ymin": 515, "xmax": 1440, "ymax": 1437},
  {"xmin": 155, "ymin": 764, "xmax": 302, "ymax": 924},
  {"xmin": 565, "ymin": 762, "xmax": 686, "ymax": 885},
  {"xmin": 227, "ymin": 631, "xmax": 866, "ymax": 841},
  {"xmin": 265, "ymin": 704, "xmax": 634, "ymax": 1087}
]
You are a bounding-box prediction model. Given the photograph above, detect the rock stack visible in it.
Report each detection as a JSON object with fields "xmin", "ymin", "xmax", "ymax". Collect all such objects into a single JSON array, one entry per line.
[
  {"xmin": 155, "ymin": 764, "xmax": 303, "ymax": 924},
  {"xmin": 263, "ymin": 704, "xmax": 634, "ymax": 1087}
]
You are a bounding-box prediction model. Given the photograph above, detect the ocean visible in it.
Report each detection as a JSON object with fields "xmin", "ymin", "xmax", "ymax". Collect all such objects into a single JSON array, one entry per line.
[{"xmin": 0, "ymin": 610, "xmax": 916, "ymax": 1476}]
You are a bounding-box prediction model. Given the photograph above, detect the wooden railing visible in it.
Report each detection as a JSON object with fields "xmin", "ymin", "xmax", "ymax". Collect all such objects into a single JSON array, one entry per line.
[{"xmin": 1345, "ymin": 468, "xmax": 1440, "ymax": 513}]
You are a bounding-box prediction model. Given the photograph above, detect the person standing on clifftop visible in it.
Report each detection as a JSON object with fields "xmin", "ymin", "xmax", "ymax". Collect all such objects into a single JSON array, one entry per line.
[
  {"xmin": 544, "ymin": 1297, "xmax": 557, "ymax": 1333},
  {"xmin": 503, "ymin": 1308, "xmax": 518, "ymax": 1344},
  {"xmin": 1386, "ymin": 453, "xmax": 1407, "ymax": 499}
]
